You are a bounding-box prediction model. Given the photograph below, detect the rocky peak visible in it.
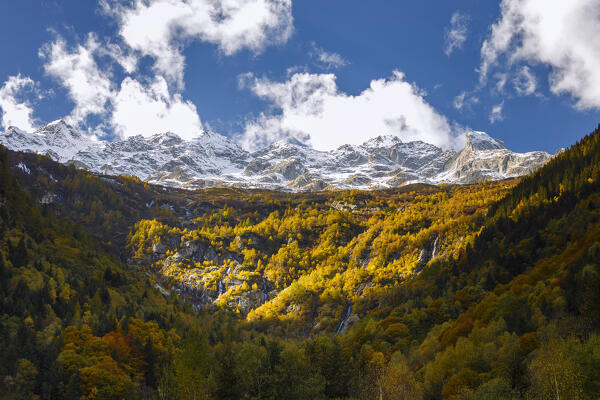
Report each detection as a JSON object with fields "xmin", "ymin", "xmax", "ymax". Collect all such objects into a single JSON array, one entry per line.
[
  {"xmin": 107, "ymin": 135, "xmax": 153, "ymax": 152},
  {"xmin": 362, "ymin": 135, "xmax": 403, "ymax": 149},
  {"xmin": 6, "ymin": 126, "xmax": 28, "ymax": 135},
  {"xmin": 0, "ymin": 120, "xmax": 553, "ymax": 191},
  {"xmin": 149, "ymin": 132, "xmax": 183, "ymax": 146},
  {"xmin": 464, "ymin": 131, "xmax": 506, "ymax": 151},
  {"xmin": 252, "ymin": 138, "xmax": 314, "ymax": 160},
  {"xmin": 270, "ymin": 138, "xmax": 309, "ymax": 150},
  {"xmin": 193, "ymin": 130, "xmax": 245, "ymax": 151},
  {"xmin": 36, "ymin": 120, "xmax": 81, "ymax": 138}
]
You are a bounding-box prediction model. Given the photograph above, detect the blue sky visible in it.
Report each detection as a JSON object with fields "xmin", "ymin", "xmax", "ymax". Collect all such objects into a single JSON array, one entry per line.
[{"xmin": 0, "ymin": 0, "xmax": 599, "ymax": 153}]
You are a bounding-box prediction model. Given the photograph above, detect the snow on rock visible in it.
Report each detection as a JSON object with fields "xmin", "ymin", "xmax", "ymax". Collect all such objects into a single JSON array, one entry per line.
[
  {"xmin": 1, "ymin": 120, "xmax": 97, "ymax": 163},
  {"xmin": 362, "ymin": 134, "xmax": 403, "ymax": 148},
  {"xmin": 0, "ymin": 121, "xmax": 553, "ymax": 191},
  {"xmin": 465, "ymin": 130, "xmax": 506, "ymax": 151},
  {"xmin": 16, "ymin": 162, "xmax": 30, "ymax": 174}
]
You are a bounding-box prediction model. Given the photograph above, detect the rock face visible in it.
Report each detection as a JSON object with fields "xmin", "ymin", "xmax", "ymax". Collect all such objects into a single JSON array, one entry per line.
[
  {"xmin": 437, "ymin": 132, "xmax": 552, "ymax": 184},
  {"xmin": 2, "ymin": 121, "xmax": 96, "ymax": 162},
  {"xmin": 0, "ymin": 120, "xmax": 553, "ymax": 191},
  {"xmin": 140, "ymin": 233, "xmax": 274, "ymax": 314}
]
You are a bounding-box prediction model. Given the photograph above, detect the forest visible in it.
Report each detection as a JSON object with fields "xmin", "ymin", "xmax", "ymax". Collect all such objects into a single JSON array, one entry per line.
[{"xmin": 1, "ymin": 125, "xmax": 600, "ymax": 399}]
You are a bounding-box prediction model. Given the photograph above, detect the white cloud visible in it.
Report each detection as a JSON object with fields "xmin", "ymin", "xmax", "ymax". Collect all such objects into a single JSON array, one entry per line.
[
  {"xmin": 40, "ymin": 34, "xmax": 114, "ymax": 125},
  {"xmin": 489, "ymin": 102, "xmax": 504, "ymax": 123},
  {"xmin": 512, "ymin": 65, "xmax": 537, "ymax": 96},
  {"xmin": 444, "ymin": 12, "xmax": 469, "ymax": 56},
  {"xmin": 39, "ymin": 33, "xmax": 203, "ymax": 139},
  {"xmin": 453, "ymin": 92, "xmax": 466, "ymax": 110},
  {"xmin": 237, "ymin": 71, "xmax": 463, "ymax": 151},
  {"xmin": 111, "ymin": 76, "xmax": 203, "ymax": 139},
  {"xmin": 453, "ymin": 91, "xmax": 479, "ymax": 111},
  {"xmin": 494, "ymin": 72, "xmax": 508, "ymax": 92},
  {"xmin": 100, "ymin": 42, "xmax": 138, "ymax": 74},
  {"xmin": 102, "ymin": 0, "xmax": 293, "ymax": 88},
  {"xmin": 480, "ymin": 0, "xmax": 600, "ymax": 109},
  {"xmin": 0, "ymin": 75, "xmax": 38, "ymax": 132},
  {"xmin": 310, "ymin": 43, "xmax": 349, "ymax": 69},
  {"xmin": 30, "ymin": 0, "xmax": 294, "ymax": 140}
]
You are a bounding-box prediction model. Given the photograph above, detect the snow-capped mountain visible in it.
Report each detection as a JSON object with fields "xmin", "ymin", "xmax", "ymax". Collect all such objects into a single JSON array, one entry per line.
[
  {"xmin": 2, "ymin": 120, "xmax": 96, "ymax": 163},
  {"xmin": 0, "ymin": 120, "xmax": 553, "ymax": 191}
]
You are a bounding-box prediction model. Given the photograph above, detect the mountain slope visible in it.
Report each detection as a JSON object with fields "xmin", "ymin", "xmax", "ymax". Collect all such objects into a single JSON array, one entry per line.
[
  {"xmin": 0, "ymin": 146, "xmax": 197, "ymax": 399},
  {"xmin": 2, "ymin": 121, "xmax": 95, "ymax": 162},
  {"xmin": 0, "ymin": 121, "xmax": 552, "ymax": 191},
  {"xmin": 437, "ymin": 131, "xmax": 552, "ymax": 184},
  {"xmin": 0, "ymin": 123, "xmax": 598, "ymax": 400}
]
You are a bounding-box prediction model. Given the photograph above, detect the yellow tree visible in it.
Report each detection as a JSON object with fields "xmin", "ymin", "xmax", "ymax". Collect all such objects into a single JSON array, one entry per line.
[{"xmin": 527, "ymin": 339, "xmax": 584, "ymax": 400}]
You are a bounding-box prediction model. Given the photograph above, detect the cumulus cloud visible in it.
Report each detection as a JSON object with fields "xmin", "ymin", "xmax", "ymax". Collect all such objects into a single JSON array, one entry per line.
[
  {"xmin": 480, "ymin": 0, "xmax": 600, "ymax": 109},
  {"xmin": 35, "ymin": 0, "xmax": 294, "ymax": 138},
  {"xmin": 0, "ymin": 75, "xmax": 39, "ymax": 132},
  {"xmin": 102, "ymin": 0, "xmax": 293, "ymax": 88},
  {"xmin": 489, "ymin": 102, "xmax": 504, "ymax": 123},
  {"xmin": 444, "ymin": 12, "xmax": 469, "ymax": 56},
  {"xmin": 237, "ymin": 71, "xmax": 463, "ymax": 151},
  {"xmin": 310, "ymin": 43, "xmax": 349, "ymax": 69},
  {"xmin": 40, "ymin": 34, "xmax": 114, "ymax": 126},
  {"xmin": 40, "ymin": 34, "xmax": 203, "ymax": 139},
  {"xmin": 111, "ymin": 76, "xmax": 203, "ymax": 139}
]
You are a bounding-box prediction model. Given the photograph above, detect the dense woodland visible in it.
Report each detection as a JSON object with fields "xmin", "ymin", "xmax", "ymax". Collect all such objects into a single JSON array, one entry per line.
[
  {"xmin": 1, "ymin": 125, "xmax": 600, "ymax": 399},
  {"xmin": 127, "ymin": 178, "xmax": 515, "ymax": 333}
]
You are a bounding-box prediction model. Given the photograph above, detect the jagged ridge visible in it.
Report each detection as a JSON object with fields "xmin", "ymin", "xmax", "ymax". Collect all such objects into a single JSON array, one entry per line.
[{"xmin": 0, "ymin": 121, "xmax": 553, "ymax": 190}]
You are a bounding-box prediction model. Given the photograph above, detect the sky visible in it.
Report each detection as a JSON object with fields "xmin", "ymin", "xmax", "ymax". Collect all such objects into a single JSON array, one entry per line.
[{"xmin": 0, "ymin": 0, "xmax": 599, "ymax": 154}]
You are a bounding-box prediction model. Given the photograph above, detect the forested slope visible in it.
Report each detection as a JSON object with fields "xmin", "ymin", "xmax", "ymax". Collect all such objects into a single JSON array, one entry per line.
[{"xmin": 0, "ymin": 124, "xmax": 599, "ymax": 399}]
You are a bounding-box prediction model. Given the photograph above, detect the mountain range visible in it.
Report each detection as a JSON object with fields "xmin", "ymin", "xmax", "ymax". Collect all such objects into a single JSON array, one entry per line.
[{"xmin": 0, "ymin": 120, "xmax": 552, "ymax": 190}]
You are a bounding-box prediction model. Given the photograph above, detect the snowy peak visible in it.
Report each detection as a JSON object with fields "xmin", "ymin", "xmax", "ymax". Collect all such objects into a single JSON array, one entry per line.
[
  {"xmin": 36, "ymin": 120, "xmax": 82, "ymax": 138},
  {"xmin": 192, "ymin": 130, "xmax": 247, "ymax": 153},
  {"xmin": 465, "ymin": 130, "xmax": 506, "ymax": 151},
  {"xmin": 6, "ymin": 126, "xmax": 28, "ymax": 135},
  {"xmin": 148, "ymin": 131, "xmax": 184, "ymax": 146},
  {"xmin": 361, "ymin": 135, "xmax": 403, "ymax": 149},
  {"xmin": 1, "ymin": 120, "xmax": 95, "ymax": 163},
  {"xmin": 252, "ymin": 139, "xmax": 317, "ymax": 162},
  {"xmin": 273, "ymin": 137, "xmax": 308, "ymax": 147},
  {"xmin": 0, "ymin": 122, "xmax": 552, "ymax": 191},
  {"xmin": 260, "ymin": 138, "xmax": 310, "ymax": 155},
  {"xmin": 103, "ymin": 135, "xmax": 151, "ymax": 152}
]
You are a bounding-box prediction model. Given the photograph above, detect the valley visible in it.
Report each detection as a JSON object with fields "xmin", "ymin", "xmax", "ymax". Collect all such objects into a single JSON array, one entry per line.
[
  {"xmin": 0, "ymin": 124, "xmax": 599, "ymax": 399},
  {"xmin": 1, "ymin": 0, "xmax": 599, "ymax": 398}
]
